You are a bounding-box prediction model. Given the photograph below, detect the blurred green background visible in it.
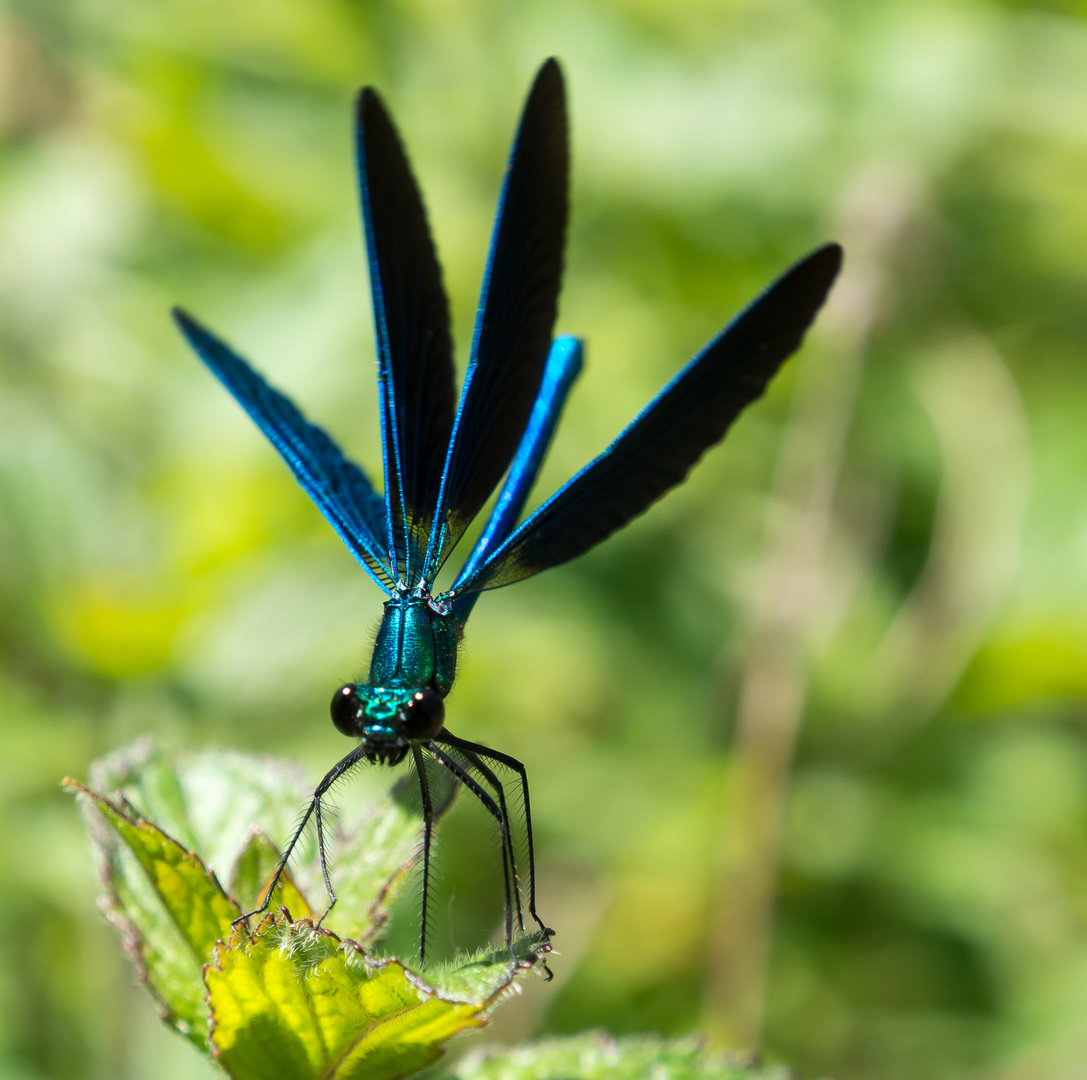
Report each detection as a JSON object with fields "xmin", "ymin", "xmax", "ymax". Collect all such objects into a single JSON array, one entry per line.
[{"xmin": 3, "ymin": 0, "xmax": 1087, "ymax": 1078}]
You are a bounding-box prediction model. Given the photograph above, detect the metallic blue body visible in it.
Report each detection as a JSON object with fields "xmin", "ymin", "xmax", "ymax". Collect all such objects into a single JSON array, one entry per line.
[{"xmin": 368, "ymin": 594, "xmax": 458, "ymax": 695}]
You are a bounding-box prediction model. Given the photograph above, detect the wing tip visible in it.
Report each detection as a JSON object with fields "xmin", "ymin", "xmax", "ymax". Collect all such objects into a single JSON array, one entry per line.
[
  {"xmin": 529, "ymin": 56, "xmax": 567, "ymax": 114},
  {"xmin": 356, "ymin": 85, "xmax": 382, "ymax": 113},
  {"xmin": 171, "ymin": 305, "xmax": 204, "ymax": 345},
  {"xmin": 354, "ymin": 85, "xmax": 394, "ymax": 153},
  {"xmin": 171, "ymin": 307, "xmax": 237, "ymax": 365},
  {"xmin": 536, "ymin": 56, "xmax": 564, "ymax": 86},
  {"xmin": 808, "ymin": 241, "xmax": 844, "ymax": 285},
  {"xmin": 780, "ymin": 241, "xmax": 844, "ymax": 319}
]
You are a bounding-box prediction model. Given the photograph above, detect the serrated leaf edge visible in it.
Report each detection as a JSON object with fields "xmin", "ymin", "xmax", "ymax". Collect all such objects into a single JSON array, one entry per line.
[
  {"xmin": 210, "ymin": 915, "xmax": 529, "ymax": 1010},
  {"xmin": 65, "ymin": 776, "xmax": 227, "ymax": 1038}
]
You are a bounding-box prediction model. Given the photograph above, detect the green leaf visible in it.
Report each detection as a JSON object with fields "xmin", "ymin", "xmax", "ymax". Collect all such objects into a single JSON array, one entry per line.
[
  {"xmin": 68, "ymin": 740, "xmax": 549, "ymax": 1077},
  {"xmin": 89, "ymin": 738, "xmax": 312, "ymax": 888},
  {"xmin": 452, "ymin": 1032, "xmax": 796, "ymax": 1080},
  {"xmin": 67, "ymin": 779, "xmax": 240, "ymax": 1044},
  {"xmin": 83, "ymin": 740, "xmax": 453, "ymax": 942},
  {"xmin": 206, "ymin": 920, "xmax": 496, "ymax": 1080}
]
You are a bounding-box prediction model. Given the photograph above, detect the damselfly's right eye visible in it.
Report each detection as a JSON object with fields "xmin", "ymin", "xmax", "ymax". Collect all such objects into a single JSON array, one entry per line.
[
  {"xmin": 330, "ymin": 684, "xmax": 362, "ymax": 736},
  {"xmin": 400, "ymin": 688, "xmax": 445, "ymax": 740}
]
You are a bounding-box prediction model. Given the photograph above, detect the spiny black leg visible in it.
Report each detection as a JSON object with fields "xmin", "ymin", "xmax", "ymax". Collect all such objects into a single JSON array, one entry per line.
[
  {"xmin": 456, "ymin": 747, "xmax": 525, "ymax": 936},
  {"xmin": 233, "ymin": 743, "xmax": 369, "ymax": 928},
  {"xmin": 438, "ymin": 732, "xmax": 551, "ymax": 939},
  {"xmin": 410, "ymin": 743, "xmax": 436, "ymax": 967},
  {"xmin": 233, "ymin": 801, "xmax": 316, "ymax": 928},
  {"xmin": 313, "ymin": 797, "xmax": 336, "ymax": 926},
  {"xmin": 426, "ymin": 742, "xmax": 516, "ymax": 954},
  {"xmin": 434, "ymin": 734, "xmax": 525, "ymax": 936}
]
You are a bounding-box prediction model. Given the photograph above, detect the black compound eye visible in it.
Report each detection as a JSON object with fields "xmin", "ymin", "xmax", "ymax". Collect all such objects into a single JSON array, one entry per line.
[
  {"xmin": 330, "ymin": 684, "xmax": 362, "ymax": 736},
  {"xmin": 401, "ymin": 688, "xmax": 445, "ymax": 740}
]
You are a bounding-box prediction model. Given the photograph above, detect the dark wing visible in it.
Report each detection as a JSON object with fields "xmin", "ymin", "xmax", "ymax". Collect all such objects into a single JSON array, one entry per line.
[
  {"xmin": 453, "ymin": 243, "xmax": 843, "ymax": 595},
  {"xmin": 422, "ymin": 59, "xmax": 568, "ymax": 580},
  {"xmin": 356, "ymin": 87, "xmax": 456, "ymax": 586},
  {"xmin": 453, "ymin": 334, "xmax": 583, "ymax": 621},
  {"xmin": 173, "ymin": 308, "xmax": 395, "ymax": 592}
]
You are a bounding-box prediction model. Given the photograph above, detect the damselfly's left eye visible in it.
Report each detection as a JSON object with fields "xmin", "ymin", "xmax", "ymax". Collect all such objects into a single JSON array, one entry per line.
[
  {"xmin": 401, "ymin": 688, "xmax": 445, "ymax": 740},
  {"xmin": 330, "ymin": 684, "xmax": 362, "ymax": 736}
]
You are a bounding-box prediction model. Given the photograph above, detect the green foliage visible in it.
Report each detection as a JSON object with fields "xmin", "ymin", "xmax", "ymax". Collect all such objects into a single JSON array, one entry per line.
[
  {"xmin": 67, "ymin": 743, "xmax": 765, "ymax": 1079},
  {"xmin": 5, "ymin": 3, "xmax": 1087, "ymax": 1079},
  {"xmin": 451, "ymin": 1032, "xmax": 791, "ymax": 1080},
  {"xmin": 67, "ymin": 742, "xmax": 544, "ymax": 1080}
]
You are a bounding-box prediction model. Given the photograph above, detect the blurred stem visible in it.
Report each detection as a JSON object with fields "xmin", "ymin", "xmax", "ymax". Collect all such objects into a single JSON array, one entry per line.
[
  {"xmin": 703, "ymin": 161, "xmax": 921, "ymax": 1049},
  {"xmin": 863, "ymin": 335, "xmax": 1029, "ymax": 722}
]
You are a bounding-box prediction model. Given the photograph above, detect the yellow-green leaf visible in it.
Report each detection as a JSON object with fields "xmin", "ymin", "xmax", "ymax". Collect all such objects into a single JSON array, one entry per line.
[
  {"xmin": 207, "ymin": 920, "xmax": 495, "ymax": 1080},
  {"xmin": 67, "ymin": 779, "xmax": 241, "ymax": 1043},
  {"xmin": 72, "ymin": 781, "xmax": 239, "ymax": 953}
]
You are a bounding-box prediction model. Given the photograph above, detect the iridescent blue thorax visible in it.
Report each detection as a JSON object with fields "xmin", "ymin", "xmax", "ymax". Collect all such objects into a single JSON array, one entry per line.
[
  {"xmin": 330, "ymin": 591, "xmax": 457, "ymax": 764},
  {"xmin": 367, "ymin": 593, "xmax": 458, "ymax": 694}
]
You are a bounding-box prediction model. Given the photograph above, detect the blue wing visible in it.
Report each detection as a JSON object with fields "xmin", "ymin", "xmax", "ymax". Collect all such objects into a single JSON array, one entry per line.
[
  {"xmin": 453, "ymin": 243, "xmax": 843, "ymax": 595},
  {"xmin": 356, "ymin": 87, "xmax": 457, "ymax": 586},
  {"xmin": 453, "ymin": 334, "xmax": 583, "ymax": 620},
  {"xmin": 173, "ymin": 309, "xmax": 396, "ymax": 593},
  {"xmin": 422, "ymin": 58, "xmax": 569, "ymax": 581}
]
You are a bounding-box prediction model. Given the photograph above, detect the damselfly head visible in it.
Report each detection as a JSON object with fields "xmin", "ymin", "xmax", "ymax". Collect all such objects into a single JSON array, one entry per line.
[{"xmin": 329, "ymin": 683, "xmax": 445, "ymax": 752}]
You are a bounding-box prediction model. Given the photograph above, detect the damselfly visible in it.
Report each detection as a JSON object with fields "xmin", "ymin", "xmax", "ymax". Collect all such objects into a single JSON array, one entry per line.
[{"xmin": 174, "ymin": 59, "xmax": 841, "ymax": 966}]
